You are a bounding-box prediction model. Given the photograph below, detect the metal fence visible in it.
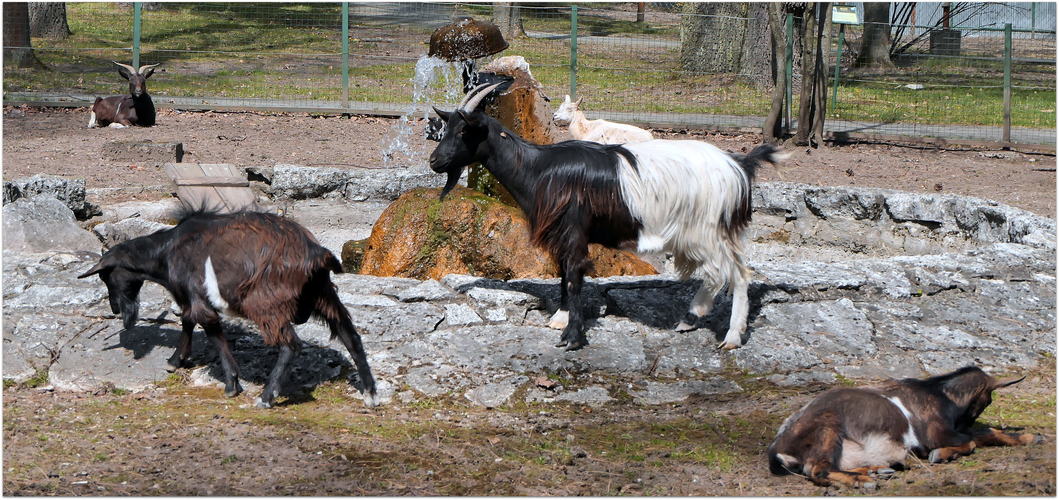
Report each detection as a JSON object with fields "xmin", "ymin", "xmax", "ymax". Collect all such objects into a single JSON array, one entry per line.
[{"xmin": 3, "ymin": 2, "xmax": 1055, "ymax": 147}]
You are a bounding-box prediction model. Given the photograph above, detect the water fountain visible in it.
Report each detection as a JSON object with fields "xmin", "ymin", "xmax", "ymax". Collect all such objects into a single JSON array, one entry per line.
[{"xmin": 380, "ymin": 17, "xmax": 510, "ymax": 166}]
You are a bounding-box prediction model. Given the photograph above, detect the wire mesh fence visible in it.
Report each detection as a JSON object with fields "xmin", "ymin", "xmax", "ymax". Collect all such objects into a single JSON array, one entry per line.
[{"xmin": 3, "ymin": 2, "xmax": 1055, "ymax": 146}]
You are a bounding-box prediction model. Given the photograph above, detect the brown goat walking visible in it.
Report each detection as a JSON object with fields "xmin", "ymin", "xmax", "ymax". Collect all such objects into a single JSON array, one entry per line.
[
  {"xmin": 78, "ymin": 208, "xmax": 377, "ymax": 408},
  {"xmin": 88, "ymin": 61, "xmax": 159, "ymax": 128},
  {"xmin": 768, "ymin": 366, "xmax": 1042, "ymax": 488}
]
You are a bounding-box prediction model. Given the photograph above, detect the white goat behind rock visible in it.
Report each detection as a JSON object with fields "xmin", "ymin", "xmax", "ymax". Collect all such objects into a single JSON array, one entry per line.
[{"xmin": 552, "ymin": 95, "xmax": 653, "ymax": 144}]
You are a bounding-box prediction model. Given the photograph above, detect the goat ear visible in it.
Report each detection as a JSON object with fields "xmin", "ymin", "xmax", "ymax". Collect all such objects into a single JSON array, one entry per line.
[
  {"xmin": 113, "ymin": 61, "xmax": 134, "ymax": 80},
  {"xmin": 433, "ymin": 106, "xmax": 451, "ymax": 121},
  {"xmin": 993, "ymin": 375, "xmax": 1026, "ymax": 390},
  {"xmin": 77, "ymin": 261, "xmax": 107, "ymax": 279}
]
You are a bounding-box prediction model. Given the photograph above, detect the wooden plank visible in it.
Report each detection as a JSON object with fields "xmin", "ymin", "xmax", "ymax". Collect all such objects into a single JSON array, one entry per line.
[
  {"xmin": 164, "ymin": 163, "xmax": 257, "ymax": 213},
  {"xmin": 174, "ymin": 176, "xmax": 250, "ymax": 187}
]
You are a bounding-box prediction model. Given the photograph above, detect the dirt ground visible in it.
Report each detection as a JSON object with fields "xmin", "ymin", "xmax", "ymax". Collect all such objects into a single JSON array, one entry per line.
[
  {"xmin": 2, "ymin": 106, "xmax": 1056, "ymax": 216},
  {"xmin": 3, "ymin": 364, "xmax": 1054, "ymax": 496},
  {"xmin": 2, "ymin": 105, "xmax": 1056, "ymax": 495}
]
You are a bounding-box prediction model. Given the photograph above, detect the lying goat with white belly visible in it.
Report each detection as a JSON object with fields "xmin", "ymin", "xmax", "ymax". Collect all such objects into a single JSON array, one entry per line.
[{"xmin": 768, "ymin": 366, "xmax": 1043, "ymax": 488}]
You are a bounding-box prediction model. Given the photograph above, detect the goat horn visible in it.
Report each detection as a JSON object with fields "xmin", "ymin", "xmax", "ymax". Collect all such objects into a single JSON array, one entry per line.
[
  {"xmin": 77, "ymin": 261, "xmax": 106, "ymax": 279},
  {"xmin": 112, "ymin": 61, "xmax": 137, "ymax": 74},
  {"xmin": 460, "ymin": 82, "xmax": 504, "ymax": 113},
  {"xmin": 138, "ymin": 63, "xmax": 160, "ymax": 74}
]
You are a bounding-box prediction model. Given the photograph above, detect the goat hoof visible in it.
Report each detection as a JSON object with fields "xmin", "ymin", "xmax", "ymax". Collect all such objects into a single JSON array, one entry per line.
[
  {"xmin": 927, "ymin": 449, "xmax": 947, "ymax": 463},
  {"xmin": 564, "ymin": 338, "xmax": 588, "ymax": 351},
  {"xmin": 254, "ymin": 397, "xmax": 272, "ymax": 409},
  {"xmin": 716, "ymin": 340, "xmax": 742, "ymax": 351},
  {"xmin": 362, "ymin": 391, "xmax": 379, "ymax": 408},
  {"xmin": 675, "ymin": 321, "xmax": 697, "ymax": 332},
  {"xmin": 874, "ymin": 468, "xmax": 896, "ymax": 477},
  {"xmin": 225, "ymin": 383, "xmax": 243, "ymax": 398},
  {"xmin": 1024, "ymin": 433, "xmax": 1045, "ymax": 445}
]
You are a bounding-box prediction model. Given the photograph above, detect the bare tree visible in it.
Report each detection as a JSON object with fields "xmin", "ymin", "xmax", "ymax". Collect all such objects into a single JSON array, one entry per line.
[
  {"xmin": 762, "ymin": 3, "xmax": 788, "ymax": 143},
  {"xmin": 854, "ymin": 2, "xmax": 895, "ymax": 69},
  {"xmin": 3, "ymin": 2, "xmax": 45, "ymax": 68},
  {"xmin": 29, "ymin": 2, "xmax": 70, "ymax": 40}
]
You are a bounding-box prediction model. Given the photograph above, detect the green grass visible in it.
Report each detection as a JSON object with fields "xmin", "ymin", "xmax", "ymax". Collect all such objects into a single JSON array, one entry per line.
[{"xmin": 3, "ymin": 2, "xmax": 1053, "ymax": 130}]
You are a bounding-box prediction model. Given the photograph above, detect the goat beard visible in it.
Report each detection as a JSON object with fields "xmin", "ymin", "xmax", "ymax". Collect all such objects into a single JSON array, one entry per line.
[{"xmin": 438, "ymin": 167, "xmax": 463, "ymax": 200}]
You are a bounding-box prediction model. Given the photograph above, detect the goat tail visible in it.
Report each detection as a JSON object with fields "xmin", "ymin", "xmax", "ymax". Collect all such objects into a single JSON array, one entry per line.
[
  {"xmin": 315, "ymin": 285, "xmax": 378, "ymax": 406},
  {"xmin": 733, "ymin": 144, "xmax": 788, "ymax": 182}
]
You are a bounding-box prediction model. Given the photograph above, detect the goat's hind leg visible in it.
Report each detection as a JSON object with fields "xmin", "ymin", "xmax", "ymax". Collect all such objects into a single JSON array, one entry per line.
[
  {"xmin": 556, "ymin": 249, "xmax": 590, "ymax": 351},
  {"xmin": 718, "ymin": 257, "xmax": 751, "ymax": 350},
  {"xmin": 256, "ymin": 328, "xmax": 297, "ymax": 409},
  {"xmin": 318, "ymin": 286, "xmax": 378, "ymax": 407},
  {"xmin": 204, "ymin": 322, "xmax": 243, "ymax": 398},
  {"xmin": 165, "ymin": 319, "xmax": 196, "ymax": 372}
]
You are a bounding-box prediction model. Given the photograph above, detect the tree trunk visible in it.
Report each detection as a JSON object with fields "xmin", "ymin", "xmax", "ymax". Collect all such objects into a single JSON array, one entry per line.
[
  {"xmin": 3, "ymin": 3, "xmax": 44, "ymax": 68},
  {"xmin": 680, "ymin": 2, "xmax": 772, "ymax": 88},
  {"xmin": 854, "ymin": 2, "xmax": 895, "ymax": 69},
  {"xmin": 636, "ymin": 2, "xmax": 645, "ymax": 23},
  {"xmin": 492, "ymin": 3, "xmax": 525, "ymax": 40},
  {"xmin": 762, "ymin": 3, "xmax": 787, "ymax": 143},
  {"xmin": 680, "ymin": 2, "xmax": 749, "ymax": 74},
  {"xmin": 793, "ymin": 2, "xmax": 830, "ymax": 147},
  {"xmin": 29, "ymin": 2, "xmax": 70, "ymax": 39}
]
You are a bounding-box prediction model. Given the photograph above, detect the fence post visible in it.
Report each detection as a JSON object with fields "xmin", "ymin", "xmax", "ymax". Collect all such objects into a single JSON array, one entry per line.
[
  {"xmin": 569, "ymin": 5, "xmax": 578, "ymax": 99},
  {"xmin": 1031, "ymin": 2, "xmax": 1037, "ymax": 39},
  {"xmin": 785, "ymin": 13, "xmax": 793, "ymax": 132},
  {"xmin": 342, "ymin": 2, "xmax": 349, "ymax": 110},
  {"xmin": 132, "ymin": 2, "xmax": 142, "ymax": 67},
  {"xmin": 831, "ymin": 23, "xmax": 844, "ymax": 110},
  {"xmin": 1002, "ymin": 23, "xmax": 1012, "ymax": 145}
]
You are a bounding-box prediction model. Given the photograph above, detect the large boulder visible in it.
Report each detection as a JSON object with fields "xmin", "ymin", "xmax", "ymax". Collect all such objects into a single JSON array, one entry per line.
[
  {"xmin": 358, "ymin": 186, "xmax": 656, "ymax": 280},
  {"xmin": 2, "ymin": 174, "xmax": 96, "ymax": 219},
  {"xmin": 2, "ymin": 195, "xmax": 101, "ymax": 254}
]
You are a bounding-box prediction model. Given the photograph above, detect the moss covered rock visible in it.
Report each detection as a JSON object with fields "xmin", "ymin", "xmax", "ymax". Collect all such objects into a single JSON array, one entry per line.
[{"xmin": 358, "ymin": 186, "xmax": 656, "ymax": 280}]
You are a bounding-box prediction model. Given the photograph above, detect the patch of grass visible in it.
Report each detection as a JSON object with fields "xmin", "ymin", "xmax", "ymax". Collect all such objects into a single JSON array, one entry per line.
[{"xmin": 21, "ymin": 369, "xmax": 49, "ymax": 389}]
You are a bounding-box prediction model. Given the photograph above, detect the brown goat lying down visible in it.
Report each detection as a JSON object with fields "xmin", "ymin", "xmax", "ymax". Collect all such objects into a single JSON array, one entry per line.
[
  {"xmin": 78, "ymin": 208, "xmax": 376, "ymax": 408},
  {"xmin": 768, "ymin": 366, "xmax": 1042, "ymax": 488}
]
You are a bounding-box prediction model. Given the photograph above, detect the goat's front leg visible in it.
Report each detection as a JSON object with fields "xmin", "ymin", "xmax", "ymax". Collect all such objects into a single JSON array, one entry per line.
[
  {"xmin": 165, "ymin": 318, "xmax": 196, "ymax": 372},
  {"xmin": 676, "ymin": 277, "xmax": 723, "ymax": 332},
  {"xmin": 556, "ymin": 247, "xmax": 589, "ymax": 351},
  {"xmin": 973, "ymin": 427, "xmax": 1044, "ymax": 447},
  {"xmin": 87, "ymin": 111, "xmax": 98, "ymax": 128},
  {"xmin": 204, "ymin": 322, "xmax": 243, "ymax": 398},
  {"xmin": 548, "ymin": 261, "xmax": 570, "ymax": 330},
  {"xmin": 257, "ymin": 329, "xmax": 298, "ymax": 409}
]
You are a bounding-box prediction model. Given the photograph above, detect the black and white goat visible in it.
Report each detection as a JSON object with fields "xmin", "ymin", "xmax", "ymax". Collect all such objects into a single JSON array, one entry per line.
[
  {"xmin": 88, "ymin": 61, "xmax": 159, "ymax": 128},
  {"xmin": 78, "ymin": 209, "xmax": 377, "ymax": 408},
  {"xmin": 768, "ymin": 366, "xmax": 1042, "ymax": 488},
  {"xmin": 429, "ymin": 83, "xmax": 785, "ymax": 350}
]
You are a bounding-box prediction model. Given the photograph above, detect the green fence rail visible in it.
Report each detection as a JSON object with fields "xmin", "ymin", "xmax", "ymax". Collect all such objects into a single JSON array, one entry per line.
[{"xmin": 3, "ymin": 2, "xmax": 1055, "ymax": 146}]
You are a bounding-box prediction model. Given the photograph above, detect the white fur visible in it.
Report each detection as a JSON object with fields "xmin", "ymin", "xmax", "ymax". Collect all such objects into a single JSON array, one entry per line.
[
  {"xmin": 885, "ymin": 396, "xmax": 922, "ymax": 450},
  {"xmin": 87, "ymin": 111, "xmax": 97, "ymax": 128},
  {"xmin": 616, "ymin": 139, "xmax": 753, "ymax": 348},
  {"xmin": 203, "ymin": 256, "xmax": 229, "ymax": 311},
  {"xmin": 108, "ymin": 122, "xmax": 126, "ymax": 128},
  {"xmin": 839, "ymin": 433, "xmax": 909, "ymax": 470},
  {"xmin": 548, "ymin": 309, "xmax": 569, "ymax": 330},
  {"xmin": 553, "ymin": 95, "xmax": 653, "ymax": 144}
]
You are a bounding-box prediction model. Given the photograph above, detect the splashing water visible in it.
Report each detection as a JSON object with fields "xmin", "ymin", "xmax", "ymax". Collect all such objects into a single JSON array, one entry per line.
[{"xmin": 381, "ymin": 56, "xmax": 464, "ymax": 166}]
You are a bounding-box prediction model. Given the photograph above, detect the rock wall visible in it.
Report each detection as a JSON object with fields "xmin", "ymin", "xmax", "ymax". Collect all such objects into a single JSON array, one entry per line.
[{"xmin": 3, "ymin": 173, "xmax": 1054, "ymax": 409}]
